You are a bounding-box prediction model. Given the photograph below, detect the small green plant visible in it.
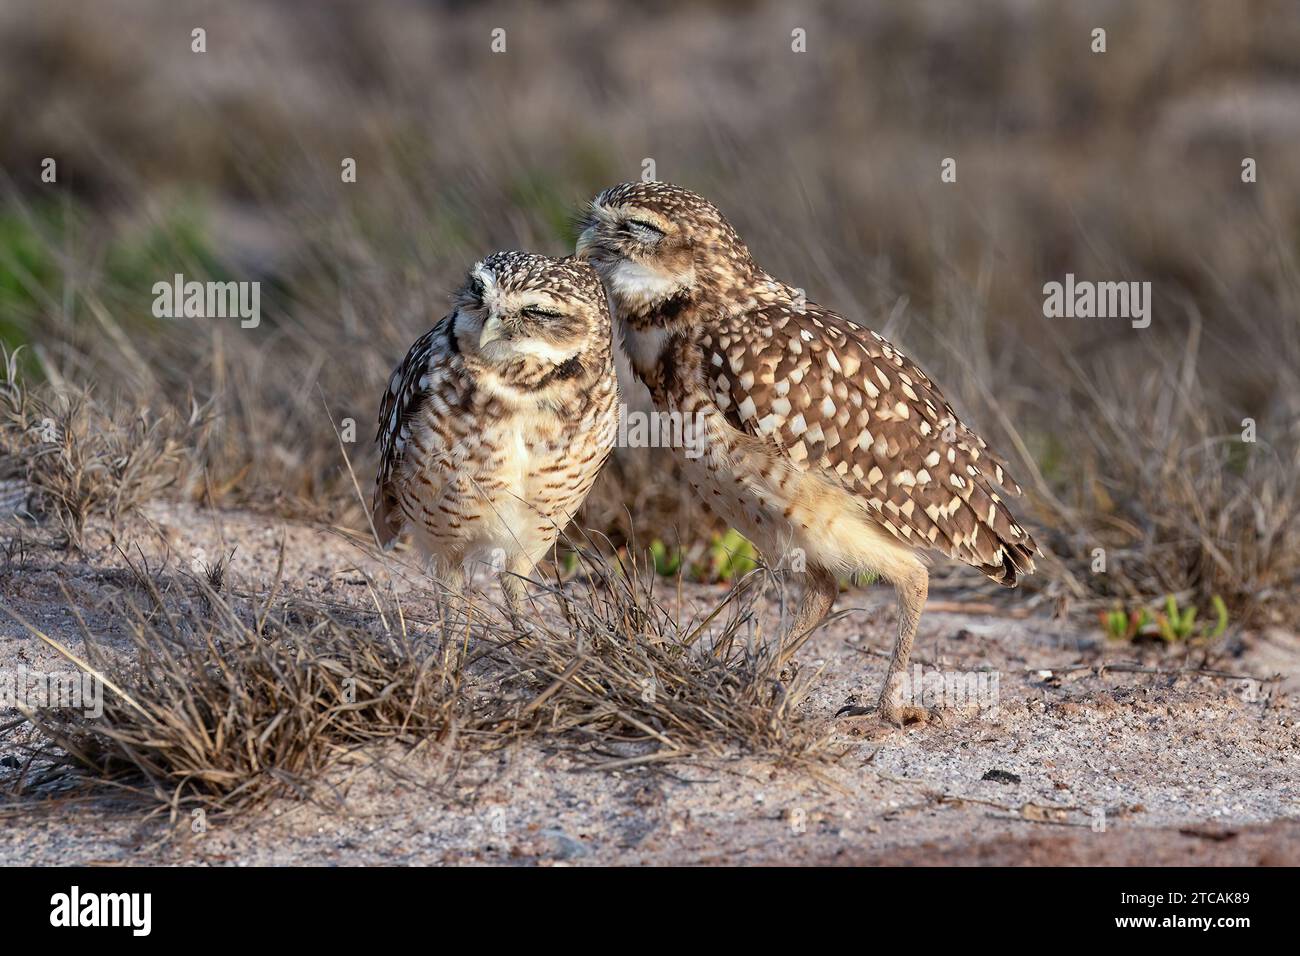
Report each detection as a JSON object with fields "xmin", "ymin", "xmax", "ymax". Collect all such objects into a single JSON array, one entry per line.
[
  {"xmin": 648, "ymin": 538, "xmax": 683, "ymax": 577},
  {"xmin": 1101, "ymin": 604, "xmax": 1153, "ymax": 642},
  {"xmin": 646, "ymin": 529, "xmax": 757, "ymax": 583},
  {"xmin": 1101, "ymin": 595, "xmax": 1228, "ymax": 644},
  {"xmin": 556, "ymin": 549, "xmax": 581, "ymax": 578},
  {"xmin": 1155, "ymin": 594, "xmax": 1229, "ymax": 643},
  {"xmin": 706, "ymin": 528, "xmax": 757, "ymax": 582}
]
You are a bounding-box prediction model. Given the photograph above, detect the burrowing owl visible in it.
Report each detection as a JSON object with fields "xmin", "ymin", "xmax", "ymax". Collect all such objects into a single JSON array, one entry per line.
[
  {"xmin": 373, "ymin": 251, "xmax": 619, "ymax": 610},
  {"xmin": 577, "ymin": 182, "xmax": 1039, "ymax": 724}
]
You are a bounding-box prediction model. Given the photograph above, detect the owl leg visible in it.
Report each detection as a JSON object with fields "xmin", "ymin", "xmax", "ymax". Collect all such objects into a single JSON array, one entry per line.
[
  {"xmin": 434, "ymin": 565, "xmax": 465, "ymax": 634},
  {"xmin": 877, "ymin": 566, "xmax": 930, "ymax": 724},
  {"xmin": 442, "ymin": 565, "xmax": 466, "ymax": 595},
  {"xmin": 837, "ymin": 565, "xmax": 929, "ymax": 725},
  {"xmin": 778, "ymin": 565, "xmax": 838, "ymax": 665},
  {"xmin": 499, "ymin": 555, "xmax": 534, "ymax": 634}
]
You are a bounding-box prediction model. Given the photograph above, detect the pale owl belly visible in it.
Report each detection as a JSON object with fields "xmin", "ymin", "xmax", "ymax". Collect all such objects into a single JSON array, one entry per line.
[
  {"xmin": 399, "ymin": 416, "xmax": 595, "ymax": 573},
  {"xmin": 683, "ymin": 416, "xmax": 925, "ymax": 582}
]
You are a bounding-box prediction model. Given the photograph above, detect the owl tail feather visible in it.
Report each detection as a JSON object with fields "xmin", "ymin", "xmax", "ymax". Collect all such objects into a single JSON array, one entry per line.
[
  {"xmin": 979, "ymin": 538, "xmax": 1038, "ymax": 588},
  {"xmin": 372, "ymin": 492, "xmax": 404, "ymax": 550}
]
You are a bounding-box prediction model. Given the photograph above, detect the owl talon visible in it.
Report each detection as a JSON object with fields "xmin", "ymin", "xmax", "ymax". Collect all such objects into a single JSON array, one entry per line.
[{"xmin": 835, "ymin": 704, "xmax": 876, "ymax": 719}]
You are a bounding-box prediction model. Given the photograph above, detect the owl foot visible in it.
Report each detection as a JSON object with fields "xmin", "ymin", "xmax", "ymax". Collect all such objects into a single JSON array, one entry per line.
[{"xmin": 835, "ymin": 701, "xmax": 930, "ymax": 727}]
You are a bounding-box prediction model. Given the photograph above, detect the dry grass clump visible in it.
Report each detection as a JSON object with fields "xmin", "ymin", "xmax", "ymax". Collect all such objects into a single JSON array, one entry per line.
[
  {"xmin": 1029, "ymin": 327, "xmax": 1300, "ymax": 625},
  {"xmin": 2, "ymin": 566, "xmax": 478, "ymax": 819},
  {"xmin": 1, "ymin": 541, "xmax": 829, "ymax": 822},
  {"xmin": 0, "ymin": 347, "xmax": 195, "ymax": 548},
  {"xmin": 931, "ymin": 284, "xmax": 1300, "ymax": 626},
  {"xmin": 485, "ymin": 548, "xmax": 830, "ymax": 766}
]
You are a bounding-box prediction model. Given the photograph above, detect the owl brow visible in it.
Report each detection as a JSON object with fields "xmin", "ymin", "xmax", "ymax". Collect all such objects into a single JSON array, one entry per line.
[
  {"xmin": 625, "ymin": 217, "xmax": 665, "ymax": 234},
  {"xmin": 519, "ymin": 297, "xmax": 567, "ymax": 317}
]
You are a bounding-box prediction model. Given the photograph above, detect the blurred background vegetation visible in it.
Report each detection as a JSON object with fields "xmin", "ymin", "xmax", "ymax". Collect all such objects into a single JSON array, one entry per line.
[{"xmin": 0, "ymin": 0, "xmax": 1297, "ymax": 626}]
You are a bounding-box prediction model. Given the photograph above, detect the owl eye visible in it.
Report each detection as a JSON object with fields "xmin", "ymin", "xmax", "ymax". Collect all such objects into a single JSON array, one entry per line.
[
  {"xmin": 522, "ymin": 306, "xmax": 564, "ymax": 320},
  {"xmin": 627, "ymin": 219, "xmax": 665, "ymax": 241}
]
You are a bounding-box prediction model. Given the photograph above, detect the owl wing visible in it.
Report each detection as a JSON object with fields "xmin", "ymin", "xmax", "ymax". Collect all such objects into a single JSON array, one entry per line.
[
  {"xmin": 373, "ymin": 316, "xmax": 464, "ymax": 547},
  {"xmin": 701, "ymin": 303, "xmax": 1038, "ymax": 584}
]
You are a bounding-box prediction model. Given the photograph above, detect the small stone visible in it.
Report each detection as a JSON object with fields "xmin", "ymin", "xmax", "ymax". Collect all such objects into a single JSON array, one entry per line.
[{"xmin": 982, "ymin": 768, "xmax": 1021, "ymax": 785}]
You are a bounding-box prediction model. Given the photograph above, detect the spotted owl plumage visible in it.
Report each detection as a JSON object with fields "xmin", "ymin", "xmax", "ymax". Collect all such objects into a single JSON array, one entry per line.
[
  {"xmin": 373, "ymin": 251, "xmax": 619, "ymax": 588},
  {"xmin": 701, "ymin": 303, "xmax": 1035, "ymax": 583}
]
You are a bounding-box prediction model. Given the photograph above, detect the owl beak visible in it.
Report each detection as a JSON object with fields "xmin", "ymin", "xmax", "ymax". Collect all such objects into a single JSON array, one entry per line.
[{"xmin": 478, "ymin": 314, "xmax": 506, "ymax": 348}]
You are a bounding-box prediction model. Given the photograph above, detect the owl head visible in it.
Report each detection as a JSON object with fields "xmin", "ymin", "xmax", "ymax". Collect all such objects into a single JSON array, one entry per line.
[
  {"xmin": 452, "ymin": 251, "xmax": 611, "ymax": 394},
  {"xmin": 575, "ymin": 181, "xmax": 761, "ymax": 320}
]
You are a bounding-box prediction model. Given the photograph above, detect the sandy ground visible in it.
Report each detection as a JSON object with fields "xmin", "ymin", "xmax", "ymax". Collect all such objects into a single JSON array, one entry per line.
[{"xmin": 1, "ymin": 502, "xmax": 1296, "ymax": 866}]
